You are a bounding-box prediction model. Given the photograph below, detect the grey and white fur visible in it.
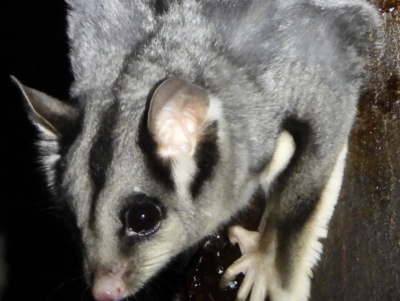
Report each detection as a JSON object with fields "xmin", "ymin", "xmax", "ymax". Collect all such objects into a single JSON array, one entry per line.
[{"xmin": 13, "ymin": 0, "xmax": 380, "ymax": 300}]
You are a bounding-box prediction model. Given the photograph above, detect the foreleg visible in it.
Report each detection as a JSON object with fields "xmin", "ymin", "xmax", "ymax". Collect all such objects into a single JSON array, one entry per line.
[{"xmin": 222, "ymin": 131, "xmax": 348, "ymax": 301}]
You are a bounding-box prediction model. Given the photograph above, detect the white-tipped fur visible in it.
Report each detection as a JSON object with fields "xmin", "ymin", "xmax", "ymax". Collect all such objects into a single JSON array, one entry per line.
[
  {"xmin": 283, "ymin": 143, "xmax": 348, "ymax": 301},
  {"xmin": 37, "ymin": 136, "xmax": 60, "ymax": 188},
  {"xmin": 11, "ymin": 76, "xmax": 63, "ymax": 188}
]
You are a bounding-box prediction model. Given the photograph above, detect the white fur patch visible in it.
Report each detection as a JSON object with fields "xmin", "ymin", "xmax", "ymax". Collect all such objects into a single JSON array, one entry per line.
[
  {"xmin": 261, "ymin": 130, "xmax": 295, "ymax": 188},
  {"xmin": 205, "ymin": 96, "xmax": 223, "ymax": 122},
  {"xmin": 284, "ymin": 143, "xmax": 348, "ymax": 301},
  {"xmin": 171, "ymin": 155, "xmax": 197, "ymax": 199}
]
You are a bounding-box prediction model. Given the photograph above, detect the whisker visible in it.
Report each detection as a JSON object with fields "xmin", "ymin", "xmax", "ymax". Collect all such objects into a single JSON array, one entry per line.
[
  {"xmin": 139, "ymin": 251, "xmax": 175, "ymax": 270},
  {"xmin": 81, "ymin": 284, "xmax": 90, "ymax": 301},
  {"xmin": 44, "ymin": 275, "xmax": 84, "ymax": 301}
]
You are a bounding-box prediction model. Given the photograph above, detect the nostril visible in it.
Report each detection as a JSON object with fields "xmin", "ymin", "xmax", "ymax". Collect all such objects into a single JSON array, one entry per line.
[
  {"xmin": 93, "ymin": 290, "xmax": 122, "ymax": 301},
  {"xmin": 90, "ymin": 262, "xmax": 128, "ymax": 301},
  {"xmin": 92, "ymin": 276, "xmax": 126, "ymax": 301}
]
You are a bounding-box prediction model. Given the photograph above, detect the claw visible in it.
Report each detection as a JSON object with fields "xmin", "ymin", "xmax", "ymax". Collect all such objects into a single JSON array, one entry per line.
[{"xmin": 220, "ymin": 254, "xmax": 250, "ymax": 287}]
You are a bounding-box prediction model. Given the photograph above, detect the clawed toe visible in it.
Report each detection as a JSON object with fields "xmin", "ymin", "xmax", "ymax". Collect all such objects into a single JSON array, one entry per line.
[
  {"xmin": 236, "ymin": 272, "xmax": 255, "ymax": 301},
  {"xmin": 220, "ymin": 253, "xmax": 251, "ymax": 288},
  {"xmin": 223, "ymin": 226, "xmax": 282, "ymax": 301}
]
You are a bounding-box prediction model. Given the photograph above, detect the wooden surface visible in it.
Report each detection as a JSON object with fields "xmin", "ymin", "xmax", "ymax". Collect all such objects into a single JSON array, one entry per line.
[{"xmin": 313, "ymin": 3, "xmax": 400, "ymax": 300}]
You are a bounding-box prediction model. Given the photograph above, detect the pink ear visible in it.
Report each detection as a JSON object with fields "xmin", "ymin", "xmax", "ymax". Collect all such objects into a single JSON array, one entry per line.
[{"xmin": 148, "ymin": 78, "xmax": 210, "ymax": 157}]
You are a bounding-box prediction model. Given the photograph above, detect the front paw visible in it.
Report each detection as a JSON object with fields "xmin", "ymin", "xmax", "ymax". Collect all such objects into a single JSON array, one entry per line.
[{"xmin": 220, "ymin": 226, "xmax": 289, "ymax": 301}]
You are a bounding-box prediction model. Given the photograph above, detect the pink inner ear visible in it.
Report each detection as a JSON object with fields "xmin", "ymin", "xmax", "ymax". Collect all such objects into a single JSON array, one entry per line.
[
  {"xmin": 155, "ymin": 94, "xmax": 204, "ymax": 157},
  {"xmin": 147, "ymin": 78, "xmax": 210, "ymax": 158}
]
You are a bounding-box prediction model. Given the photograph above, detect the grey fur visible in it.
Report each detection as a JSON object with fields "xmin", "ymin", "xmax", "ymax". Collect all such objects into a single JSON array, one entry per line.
[
  {"xmin": 66, "ymin": 0, "xmax": 158, "ymax": 94},
  {"xmin": 17, "ymin": 0, "xmax": 380, "ymax": 300}
]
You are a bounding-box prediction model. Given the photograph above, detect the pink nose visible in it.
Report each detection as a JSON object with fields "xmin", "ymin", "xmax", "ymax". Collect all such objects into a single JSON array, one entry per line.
[
  {"xmin": 92, "ymin": 274, "xmax": 126, "ymax": 301},
  {"xmin": 92, "ymin": 289, "xmax": 123, "ymax": 301}
]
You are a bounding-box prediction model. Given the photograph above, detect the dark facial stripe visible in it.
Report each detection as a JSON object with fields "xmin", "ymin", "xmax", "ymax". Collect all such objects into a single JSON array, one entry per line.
[
  {"xmin": 190, "ymin": 121, "xmax": 220, "ymax": 199},
  {"xmin": 88, "ymin": 101, "xmax": 119, "ymax": 230}
]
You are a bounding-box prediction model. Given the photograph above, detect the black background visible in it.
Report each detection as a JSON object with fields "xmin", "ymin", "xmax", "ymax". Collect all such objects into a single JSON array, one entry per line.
[{"xmin": 1, "ymin": 1, "xmax": 89, "ymax": 300}]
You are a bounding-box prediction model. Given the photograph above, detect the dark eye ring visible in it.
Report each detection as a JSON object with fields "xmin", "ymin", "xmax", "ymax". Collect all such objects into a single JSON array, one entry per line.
[{"xmin": 124, "ymin": 200, "xmax": 162, "ymax": 237}]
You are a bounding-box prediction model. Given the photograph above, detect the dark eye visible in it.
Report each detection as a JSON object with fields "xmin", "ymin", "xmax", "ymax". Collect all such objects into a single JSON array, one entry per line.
[{"xmin": 125, "ymin": 201, "xmax": 162, "ymax": 236}]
